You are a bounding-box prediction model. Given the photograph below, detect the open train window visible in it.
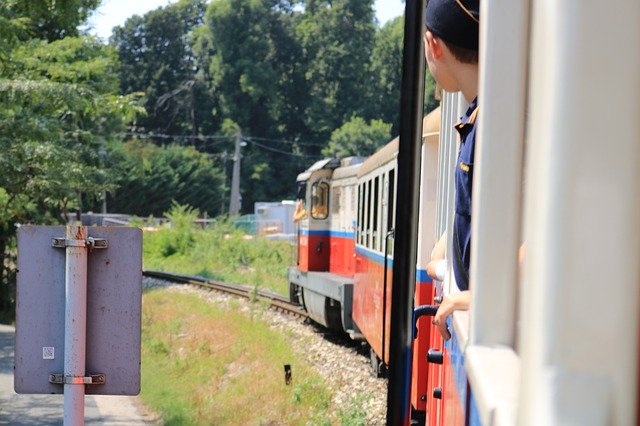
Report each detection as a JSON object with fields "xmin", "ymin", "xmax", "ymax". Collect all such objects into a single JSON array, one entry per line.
[
  {"xmin": 296, "ymin": 181, "xmax": 306, "ymax": 200},
  {"xmin": 388, "ymin": 169, "xmax": 395, "ymax": 256},
  {"xmin": 311, "ymin": 181, "xmax": 329, "ymax": 220},
  {"xmin": 365, "ymin": 180, "xmax": 371, "ymax": 247},
  {"xmin": 373, "ymin": 176, "xmax": 379, "ymax": 251},
  {"xmin": 357, "ymin": 184, "xmax": 363, "ymax": 244}
]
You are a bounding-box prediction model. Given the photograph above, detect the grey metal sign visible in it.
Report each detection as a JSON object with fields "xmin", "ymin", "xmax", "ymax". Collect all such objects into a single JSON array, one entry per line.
[{"xmin": 15, "ymin": 226, "xmax": 142, "ymax": 395}]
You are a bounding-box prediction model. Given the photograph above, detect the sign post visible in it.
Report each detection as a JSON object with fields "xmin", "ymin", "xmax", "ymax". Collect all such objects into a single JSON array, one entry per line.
[
  {"xmin": 64, "ymin": 225, "xmax": 89, "ymax": 425},
  {"xmin": 55, "ymin": 226, "xmax": 108, "ymax": 425},
  {"xmin": 15, "ymin": 225, "xmax": 142, "ymax": 423}
]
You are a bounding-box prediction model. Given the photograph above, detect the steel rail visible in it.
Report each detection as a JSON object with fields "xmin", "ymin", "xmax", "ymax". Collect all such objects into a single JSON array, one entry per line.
[{"xmin": 142, "ymin": 270, "xmax": 308, "ymax": 318}]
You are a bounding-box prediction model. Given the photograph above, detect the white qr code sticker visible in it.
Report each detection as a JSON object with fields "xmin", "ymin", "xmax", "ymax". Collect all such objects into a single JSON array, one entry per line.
[{"xmin": 42, "ymin": 347, "xmax": 55, "ymax": 360}]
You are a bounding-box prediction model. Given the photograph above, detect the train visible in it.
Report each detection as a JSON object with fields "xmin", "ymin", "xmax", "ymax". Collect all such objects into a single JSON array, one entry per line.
[
  {"xmin": 288, "ymin": 103, "xmax": 441, "ymax": 420},
  {"xmin": 288, "ymin": 0, "xmax": 640, "ymax": 425}
]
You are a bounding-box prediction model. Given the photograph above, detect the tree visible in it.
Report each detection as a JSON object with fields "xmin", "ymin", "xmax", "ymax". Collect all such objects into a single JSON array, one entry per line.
[
  {"xmin": 111, "ymin": 0, "xmax": 429, "ymax": 214},
  {"xmin": 111, "ymin": 0, "xmax": 214, "ymax": 137},
  {"xmin": 107, "ymin": 140, "xmax": 225, "ymax": 217},
  {"xmin": 322, "ymin": 116, "xmax": 392, "ymax": 158},
  {"xmin": 8, "ymin": 0, "xmax": 101, "ymax": 42},
  {"xmin": 370, "ymin": 16, "xmax": 404, "ymax": 134},
  {"xmin": 370, "ymin": 16, "xmax": 438, "ymax": 135},
  {"xmin": 296, "ymin": 0, "xmax": 377, "ymax": 142},
  {"xmin": 204, "ymin": 0, "xmax": 313, "ymax": 210},
  {"xmin": 0, "ymin": 35, "xmax": 142, "ymax": 319},
  {"xmin": 0, "ymin": 2, "xmax": 29, "ymax": 65}
]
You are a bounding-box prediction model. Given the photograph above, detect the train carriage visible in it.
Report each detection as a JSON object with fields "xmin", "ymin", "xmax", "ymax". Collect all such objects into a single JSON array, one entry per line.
[
  {"xmin": 289, "ymin": 2, "xmax": 640, "ymax": 423},
  {"xmin": 400, "ymin": 1, "xmax": 640, "ymax": 425},
  {"xmin": 288, "ymin": 157, "xmax": 364, "ymax": 335}
]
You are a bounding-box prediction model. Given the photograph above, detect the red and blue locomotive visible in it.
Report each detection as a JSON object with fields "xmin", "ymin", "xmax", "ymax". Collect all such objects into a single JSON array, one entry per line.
[{"xmin": 288, "ymin": 107, "xmax": 442, "ymax": 420}]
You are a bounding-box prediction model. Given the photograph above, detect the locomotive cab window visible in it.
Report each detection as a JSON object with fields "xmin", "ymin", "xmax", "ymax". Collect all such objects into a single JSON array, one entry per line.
[
  {"xmin": 311, "ymin": 182, "xmax": 329, "ymax": 219},
  {"xmin": 296, "ymin": 181, "xmax": 307, "ymax": 201}
]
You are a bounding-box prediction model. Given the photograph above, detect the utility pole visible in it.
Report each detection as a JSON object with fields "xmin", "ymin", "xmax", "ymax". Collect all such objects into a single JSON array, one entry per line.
[
  {"xmin": 228, "ymin": 132, "xmax": 243, "ymax": 215},
  {"xmin": 220, "ymin": 151, "xmax": 228, "ymax": 216}
]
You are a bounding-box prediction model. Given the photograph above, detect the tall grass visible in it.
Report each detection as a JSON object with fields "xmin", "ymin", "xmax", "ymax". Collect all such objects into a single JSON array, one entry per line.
[
  {"xmin": 143, "ymin": 205, "xmax": 293, "ymax": 295},
  {"xmin": 141, "ymin": 289, "xmax": 332, "ymax": 425}
]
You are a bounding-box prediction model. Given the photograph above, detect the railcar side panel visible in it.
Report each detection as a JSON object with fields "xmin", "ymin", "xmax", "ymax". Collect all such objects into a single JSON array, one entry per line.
[
  {"xmin": 411, "ymin": 272, "xmax": 435, "ymax": 412},
  {"xmin": 353, "ymin": 246, "xmax": 392, "ymax": 362},
  {"xmin": 329, "ymin": 232, "xmax": 356, "ymax": 276},
  {"xmin": 442, "ymin": 326, "xmax": 468, "ymax": 425},
  {"xmin": 298, "ymin": 230, "xmax": 330, "ymax": 271}
]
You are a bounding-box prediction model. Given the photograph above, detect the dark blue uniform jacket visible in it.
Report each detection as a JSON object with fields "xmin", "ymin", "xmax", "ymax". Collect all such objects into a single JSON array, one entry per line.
[{"xmin": 452, "ymin": 98, "xmax": 478, "ymax": 291}]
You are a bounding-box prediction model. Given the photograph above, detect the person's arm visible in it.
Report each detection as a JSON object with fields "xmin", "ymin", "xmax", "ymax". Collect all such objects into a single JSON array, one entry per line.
[
  {"xmin": 426, "ymin": 232, "xmax": 469, "ymax": 340},
  {"xmin": 293, "ymin": 200, "xmax": 307, "ymax": 222},
  {"xmin": 426, "ymin": 233, "xmax": 446, "ymax": 280},
  {"xmin": 432, "ymin": 290, "xmax": 471, "ymax": 340}
]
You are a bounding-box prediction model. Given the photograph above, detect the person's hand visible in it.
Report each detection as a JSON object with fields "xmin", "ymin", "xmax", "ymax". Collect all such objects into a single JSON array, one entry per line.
[{"xmin": 432, "ymin": 290, "xmax": 471, "ymax": 340}]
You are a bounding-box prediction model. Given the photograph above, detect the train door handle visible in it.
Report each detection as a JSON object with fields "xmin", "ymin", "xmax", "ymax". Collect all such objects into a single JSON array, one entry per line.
[
  {"xmin": 413, "ymin": 304, "xmax": 439, "ymax": 338},
  {"xmin": 316, "ymin": 241, "xmax": 323, "ymax": 253},
  {"xmin": 427, "ymin": 349, "xmax": 443, "ymax": 364}
]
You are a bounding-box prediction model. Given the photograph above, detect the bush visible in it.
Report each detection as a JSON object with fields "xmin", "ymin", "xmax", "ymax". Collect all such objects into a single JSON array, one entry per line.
[
  {"xmin": 156, "ymin": 202, "xmax": 199, "ymax": 257},
  {"xmin": 144, "ymin": 209, "xmax": 292, "ymax": 295}
]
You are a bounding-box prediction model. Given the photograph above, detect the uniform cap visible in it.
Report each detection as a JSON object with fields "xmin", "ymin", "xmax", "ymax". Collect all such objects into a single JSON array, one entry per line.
[{"xmin": 425, "ymin": 0, "xmax": 480, "ymax": 51}]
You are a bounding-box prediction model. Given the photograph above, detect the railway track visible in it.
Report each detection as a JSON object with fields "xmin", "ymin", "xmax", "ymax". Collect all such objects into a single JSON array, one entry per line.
[{"xmin": 142, "ymin": 270, "xmax": 308, "ymax": 319}]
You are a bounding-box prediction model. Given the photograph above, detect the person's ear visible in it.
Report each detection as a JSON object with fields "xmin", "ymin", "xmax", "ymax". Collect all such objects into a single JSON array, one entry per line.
[{"xmin": 425, "ymin": 31, "xmax": 444, "ymax": 60}]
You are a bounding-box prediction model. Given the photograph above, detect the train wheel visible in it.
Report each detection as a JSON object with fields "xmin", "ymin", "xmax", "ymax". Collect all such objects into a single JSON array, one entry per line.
[
  {"xmin": 289, "ymin": 282, "xmax": 300, "ymax": 305},
  {"xmin": 324, "ymin": 298, "xmax": 344, "ymax": 333},
  {"xmin": 369, "ymin": 346, "xmax": 387, "ymax": 378}
]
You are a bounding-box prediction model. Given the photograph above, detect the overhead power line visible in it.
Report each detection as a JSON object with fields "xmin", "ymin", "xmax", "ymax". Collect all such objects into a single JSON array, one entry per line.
[
  {"xmin": 245, "ymin": 136, "xmax": 326, "ymax": 147},
  {"xmin": 121, "ymin": 130, "xmax": 325, "ymax": 159},
  {"xmin": 122, "ymin": 131, "xmax": 232, "ymax": 142},
  {"xmin": 243, "ymin": 139, "xmax": 322, "ymax": 159}
]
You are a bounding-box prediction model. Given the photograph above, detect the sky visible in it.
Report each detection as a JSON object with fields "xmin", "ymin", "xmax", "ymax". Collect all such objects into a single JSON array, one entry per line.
[{"xmin": 87, "ymin": 0, "xmax": 406, "ymax": 40}]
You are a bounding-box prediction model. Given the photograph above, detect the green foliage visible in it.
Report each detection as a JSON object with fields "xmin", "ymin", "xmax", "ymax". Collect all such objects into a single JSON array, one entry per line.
[
  {"xmin": 8, "ymin": 0, "xmax": 101, "ymax": 42},
  {"xmin": 323, "ymin": 116, "xmax": 392, "ymax": 158},
  {"xmin": 144, "ymin": 217, "xmax": 292, "ymax": 296},
  {"xmin": 107, "ymin": 140, "xmax": 225, "ymax": 216},
  {"xmin": 112, "ymin": 0, "xmax": 438, "ymax": 215},
  {"xmin": 111, "ymin": 0, "xmax": 214, "ymax": 137},
  {"xmin": 0, "ymin": 2, "xmax": 30, "ymax": 67},
  {"xmin": 0, "ymin": 4, "xmax": 143, "ymax": 320},
  {"xmin": 156, "ymin": 202, "xmax": 199, "ymax": 257},
  {"xmin": 141, "ymin": 289, "xmax": 333, "ymax": 424},
  {"xmin": 371, "ymin": 16, "xmax": 404, "ymax": 134},
  {"xmin": 0, "ymin": 37, "xmax": 143, "ymax": 227},
  {"xmin": 297, "ymin": 0, "xmax": 377, "ymax": 138},
  {"xmin": 113, "ymin": 0, "xmax": 401, "ymax": 212},
  {"xmin": 203, "ymin": 0, "xmax": 310, "ymax": 210},
  {"xmin": 424, "ymin": 71, "xmax": 439, "ymax": 114},
  {"xmin": 370, "ymin": 16, "xmax": 439, "ymax": 125},
  {"xmin": 337, "ymin": 392, "xmax": 371, "ymax": 425}
]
